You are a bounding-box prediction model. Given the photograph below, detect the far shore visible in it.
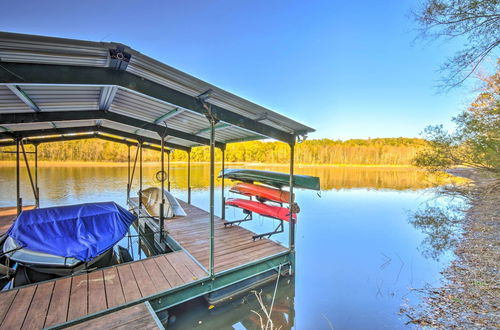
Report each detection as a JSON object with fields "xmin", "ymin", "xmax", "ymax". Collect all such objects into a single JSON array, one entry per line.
[{"xmin": 0, "ymin": 160, "xmax": 421, "ymax": 168}]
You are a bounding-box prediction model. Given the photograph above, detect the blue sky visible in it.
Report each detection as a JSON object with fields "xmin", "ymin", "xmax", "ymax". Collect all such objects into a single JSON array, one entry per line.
[{"xmin": 0, "ymin": 0, "xmax": 484, "ymax": 140}]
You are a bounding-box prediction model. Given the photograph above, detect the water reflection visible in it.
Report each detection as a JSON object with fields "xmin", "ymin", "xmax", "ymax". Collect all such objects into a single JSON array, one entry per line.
[
  {"xmin": 167, "ymin": 277, "xmax": 295, "ymax": 330},
  {"xmin": 0, "ymin": 164, "xmax": 460, "ymax": 329}
]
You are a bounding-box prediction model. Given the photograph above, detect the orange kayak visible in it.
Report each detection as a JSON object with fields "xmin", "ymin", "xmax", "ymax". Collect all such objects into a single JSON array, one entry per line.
[
  {"xmin": 225, "ymin": 198, "xmax": 296, "ymax": 222},
  {"xmin": 229, "ymin": 182, "xmax": 293, "ymax": 204}
]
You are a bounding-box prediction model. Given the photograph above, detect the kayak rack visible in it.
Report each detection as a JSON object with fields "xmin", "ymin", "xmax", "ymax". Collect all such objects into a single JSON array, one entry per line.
[
  {"xmin": 223, "ymin": 209, "xmax": 253, "ymax": 227},
  {"xmin": 223, "ymin": 208, "xmax": 285, "ymax": 240},
  {"xmin": 252, "ymin": 218, "xmax": 284, "ymax": 240}
]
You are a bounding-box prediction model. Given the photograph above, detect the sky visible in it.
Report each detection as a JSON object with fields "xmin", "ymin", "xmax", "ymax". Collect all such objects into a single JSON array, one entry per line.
[{"xmin": 0, "ymin": 0, "xmax": 486, "ymax": 140}]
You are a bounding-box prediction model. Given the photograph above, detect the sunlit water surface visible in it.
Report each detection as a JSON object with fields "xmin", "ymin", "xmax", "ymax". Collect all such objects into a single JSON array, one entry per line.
[{"xmin": 0, "ymin": 165, "xmax": 459, "ymax": 329}]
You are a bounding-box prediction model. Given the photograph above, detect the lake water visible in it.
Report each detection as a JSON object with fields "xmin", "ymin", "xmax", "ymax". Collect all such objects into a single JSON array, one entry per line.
[{"xmin": 0, "ymin": 164, "xmax": 459, "ymax": 329}]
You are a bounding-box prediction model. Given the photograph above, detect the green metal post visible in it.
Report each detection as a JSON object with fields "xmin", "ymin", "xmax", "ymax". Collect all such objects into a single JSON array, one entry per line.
[
  {"xmin": 139, "ymin": 143, "xmax": 143, "ymax": 210},
  {"xmin": 221, "ymin": 148, "xmax": 225, "ymax": 220},
  {"xmin": 127, "ymin": 145, "xmax": 130, "ymax": 201},
  {"xmin": 167, "ymin": 150, "xmax": 171, "ymax": 191},
  {"xmin": 209, "ymin": 118, "xmax": 216, "ymax": 277},
  {"xmin": 160, "ymin": 139, "xmax": 165, "ymax": 241},
  {"xmin": 289, "ymin": 143, "xmax": 296, "ymax": 274},
  {"xmin": 34, "ymin": 143, "xmax": 39, "ymax": 208},
  {"xmin": 20, "ymin": 141, "xmax": 38, "ymax": 206},
  {"xmin": 187, "ymin": 151, "xmax": 191, "ymax": 204},
  {"xmin": 16, "ymin": 138, "xmax": 21, "ymax": 215}
]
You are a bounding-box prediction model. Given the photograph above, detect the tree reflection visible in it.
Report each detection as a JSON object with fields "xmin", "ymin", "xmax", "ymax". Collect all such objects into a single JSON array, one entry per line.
[{"xmin": 409, "ymin": 187, "xmax": 468, "ymax": 261}]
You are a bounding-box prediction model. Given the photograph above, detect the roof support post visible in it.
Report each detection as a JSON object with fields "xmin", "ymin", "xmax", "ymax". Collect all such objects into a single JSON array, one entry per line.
[
  {"xmin": 139, "ymin": 142, "xmax": 143, "ymax": 211},
  {"xmin": 221, "ymin": 147, "xmax": 226, "ymax": 220},
  {"xmin": 160, "ymin": 134, "xmax": 165, "ymax": 242},
  {"xmin": 34, "ymin": 143, "xmax": 39, "ymax": 208},
  {"xmin": 129, "ymin": 144, "xmax": 140, "ymax": 205},
  {"xmin": 20, "ymin": 141, "xmax": 38, "ymax": 207},
  {"xmin": 187, "ymin": 151, "xmax": 191, "ymax": 204},
  {"xmin": 167, "ymin": 151, "xmax": 171, "ymax": 192},
  {"xmin": 127, "ymin": 145, "xmax": 131, "ymax": 202},
  {"xmin": 202, "ymin": 94, "xmax": 219, "ymax": 278},
  {"xmin": 16, "ymin": 138, "xmax": 21, "ymax": 216},
  {"xmin": 289, "ymin": 142, "xmax": 296, "ymax": 276}
]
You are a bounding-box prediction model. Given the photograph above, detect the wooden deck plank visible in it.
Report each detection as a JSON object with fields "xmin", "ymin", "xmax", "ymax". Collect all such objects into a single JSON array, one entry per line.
[
  {"xmin": 67, "ymin": 274, "xmax": 88, "ymax": 321},
  {"xmin": 103, "ymin": 267, "xmax": 125, "ymax": 308},
  {"xmin": 142, "ymin": 258, "xmax": 171, "ymax": 292},
  {"xmin": 22, "ymin": 281, "xmax": 54, "ymax": 330},
  {"xmin": 88, "ymin": 270, "xmax": 107, "ymax": 314},
  {"xmin": 65, "ymin": 303, "xmax": 160, "ymax": 330},
  {"xmin": 45, "ymin": 276, "xmax": 72, "ymax": 327},
  {"xmin": 0, "ymin": 285, "xmax": 36, "ymax": 330},
  {"xmin": 154, "ymin": 256, "xmax": 185, "ymax": 287},
  {"xmin": 0, "ymin": 290, "xmax": 18, "ymax": 325},
  {"xmin": 116, "ymin": 264, "xmax": 142, "ymax": 302},
  {"xmin": 164, "ymin": 253, "xmax": 196, "ymax": 283},
  {"xmin": 172, "ymin": 252, "xmax": 206, "ymax": 279},
  {"xmin": 130, "ymin": 261, "xmax": 157, "ymax": 297}
]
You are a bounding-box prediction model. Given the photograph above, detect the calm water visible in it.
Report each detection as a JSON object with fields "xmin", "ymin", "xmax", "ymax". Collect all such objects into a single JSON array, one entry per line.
[{"xmin": 0, "ymin": 165, "xmax": 457, "ymax": 329}]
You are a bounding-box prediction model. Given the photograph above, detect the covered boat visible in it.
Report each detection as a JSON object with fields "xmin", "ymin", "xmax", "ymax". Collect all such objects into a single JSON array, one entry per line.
[
  {"xmin": 219, "ymin": 169, "xmax": 320, "ymax": 191},
  {"xmin": 3, "ymin": 202, "xmax": 135, "ymax": 286},
  {"xmin": 139, "ymin": 187, "xmax": 187, "ymax": 218}
]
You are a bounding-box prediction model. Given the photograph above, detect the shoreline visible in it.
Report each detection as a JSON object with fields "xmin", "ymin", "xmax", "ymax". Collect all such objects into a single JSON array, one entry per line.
[
  {"xmin": 0, "ymin": 160, "xmax": 422, "ymax": 169},
  {"xmin": 407, "ymin": 168, "xmax": 500, "ymax": 327}
]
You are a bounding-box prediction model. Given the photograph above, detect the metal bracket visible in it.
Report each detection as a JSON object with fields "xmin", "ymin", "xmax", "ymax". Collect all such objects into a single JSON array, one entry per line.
[
  {"xmin": 108, "ymin": 45, "xmax": 131, "ymax": 70},
  {"xmin": 224, "ymin": 211, "xmax": 253, "ymax": 227},
  {"xmin": 252, "ymin": 219, "xmax": 284, "ymax": 240},
  {"xmin": 197, "ymin": 89, "xmax": 219, "ymax": 123}
]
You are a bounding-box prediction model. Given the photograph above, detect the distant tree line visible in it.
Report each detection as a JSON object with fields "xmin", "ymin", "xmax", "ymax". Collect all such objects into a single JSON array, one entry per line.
[{"xmin": 0, "ymin": 137, "xmax": 428, "ymax": 166}]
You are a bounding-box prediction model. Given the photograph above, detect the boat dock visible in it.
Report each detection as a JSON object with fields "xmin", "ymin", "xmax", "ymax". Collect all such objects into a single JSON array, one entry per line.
[
  {"xmin": 0, "ymin": 32, "xmax": 314, "ymax": 329},
  {"xmin": 0, "ymin": 201, "xmax": 289, "ymax": 329}
]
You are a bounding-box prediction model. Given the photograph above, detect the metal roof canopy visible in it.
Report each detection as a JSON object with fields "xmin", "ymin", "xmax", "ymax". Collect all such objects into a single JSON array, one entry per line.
[{"xmin": 0, "ymin": 32, "xmax": 314, "ymax": 150}]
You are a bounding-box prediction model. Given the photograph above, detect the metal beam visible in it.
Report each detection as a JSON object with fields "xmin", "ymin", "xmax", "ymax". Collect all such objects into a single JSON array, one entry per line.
[
  {"xmin": 154, "ymin": 108, "xmax": 183, "ymax": 123},
  {"xmin": 0, "ymin": 63, "xmax": 296, "ymax": 144},
  {"xmin": 193, "ymin": 122, "xmax": 230, "ymax": 136},
  {"xmin": 6, "ymin": 85, "xmax": 41, "ymax": 112},
  {"xmin": 99, "ymin": 86, "xmax": 118, "ymax": 110},
  {"xmin": 0, "ymin": 124, "xmax": 191, "ymax": 151},
  {"xmin": 0, "ymin": 110, "xmax": 222, "ymax": 149}
]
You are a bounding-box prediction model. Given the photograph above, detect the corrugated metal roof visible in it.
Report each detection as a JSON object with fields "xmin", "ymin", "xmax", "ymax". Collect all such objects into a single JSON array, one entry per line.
[{"xmin": 0, "ymin": 32, "xmax": 315, "ymax": 149}]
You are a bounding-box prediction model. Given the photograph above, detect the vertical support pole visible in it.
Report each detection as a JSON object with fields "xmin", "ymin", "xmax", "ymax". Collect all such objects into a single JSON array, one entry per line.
[
  {"xmin": 160, "ymin": 140, "xmax": 165, "ymax": 241},
  {"xmin": 221, "ymin": 148, "xmax": 225, "ymax": 220},
  {"xmin": 34, "ymin": 143, "xmax": 39, "ymax": 208},
  {"xmin": 16, "ymin": 138, "xmax": 21, "ymax": 216},
  {"xmin": 167, "ymin": 151, "xmax": 171, "ymax": 191},
  {"xmin": 20, "ymin": 141, "xmax": 38, "ymax": 206},
  {"xmin": 289, "ymin": 142, "xmax": 296, "ymax": 275},
  {"xmin": 127, "ymin": 145, "xmax": 131, "ymax": 202},
  {"xmin": 187, "ymin": 151, "xmax": 191, "ymax": 204},
  {"xmin": 139, "ymin": 142, "xmax": 143, "ymax": 210},
  {"xmin": 209, "ymin": 118, "xmax": 216, "ymax": 277}
]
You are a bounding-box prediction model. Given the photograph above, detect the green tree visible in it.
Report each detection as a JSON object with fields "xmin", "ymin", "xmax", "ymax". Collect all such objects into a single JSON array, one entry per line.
[{"xmin": 414, "ymin": 62, "xmax": 500, "ymax": 173}]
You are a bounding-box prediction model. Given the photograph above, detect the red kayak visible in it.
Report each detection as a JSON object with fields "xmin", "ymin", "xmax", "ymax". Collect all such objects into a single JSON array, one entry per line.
[
  {"xmin": 225, "ymin": 198, "xmax": 297, "ymax": 222},
  {"xmin": 229, "ymin": 182, "xmax": 293, "ymax": 204}
]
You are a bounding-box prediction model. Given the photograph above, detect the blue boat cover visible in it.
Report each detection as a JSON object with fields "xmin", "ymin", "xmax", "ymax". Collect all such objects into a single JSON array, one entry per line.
[{"xmin": 7, "ymin": 202, "xmax": 135, "ymax": 262}]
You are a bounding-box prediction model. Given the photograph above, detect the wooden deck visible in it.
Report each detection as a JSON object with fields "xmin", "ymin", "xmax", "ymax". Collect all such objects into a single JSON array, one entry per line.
[
  {"xmin": 0, "ymin": 199, "xmax": 288, "ymax": 329},
  {"xmin": 165, "ymin": 200, "xmax": 288, "ymax": 273},
  {"xmin": 0, "ymin": 206, "xmax": 34, "ymax": 236},
  {"xmin": 65, "ymin": 303, "xmax": 163, "ymax": 330},
  {"xmin": 0, "ymin": 251, "xmax": 204, "ymax": 329}
]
